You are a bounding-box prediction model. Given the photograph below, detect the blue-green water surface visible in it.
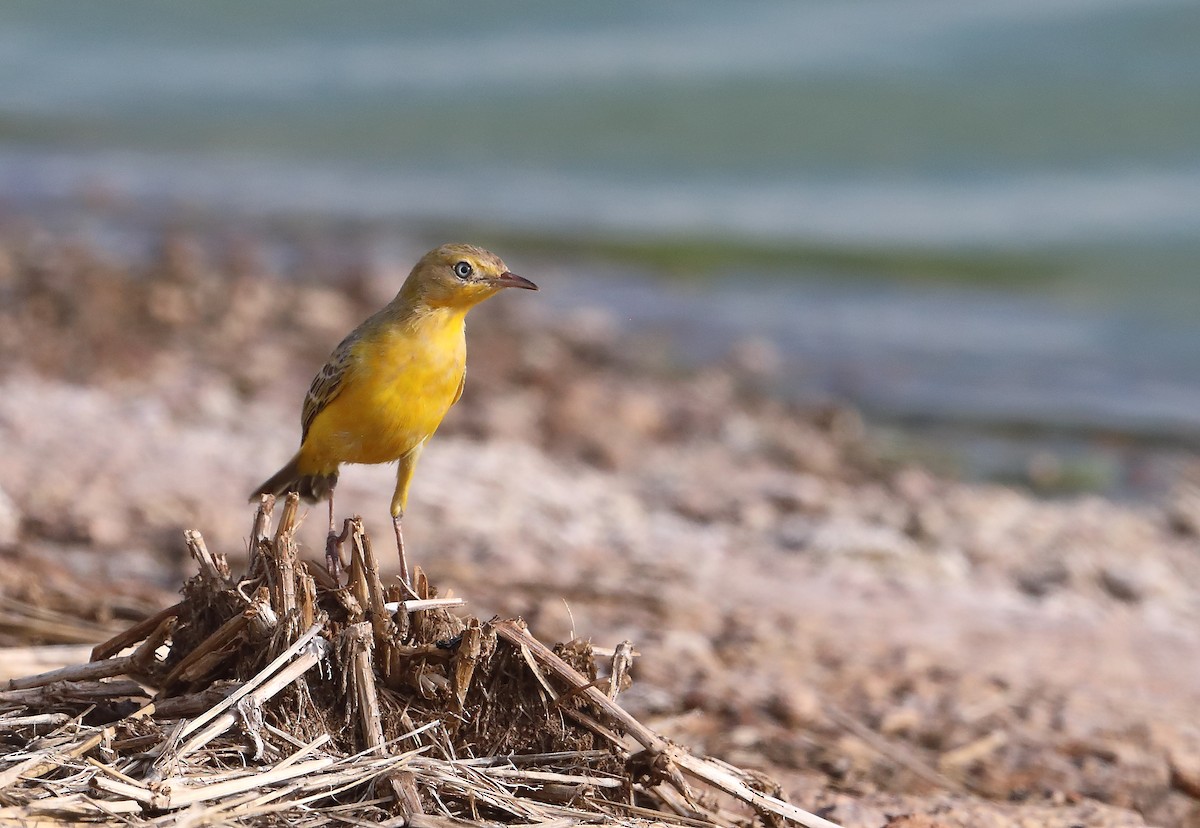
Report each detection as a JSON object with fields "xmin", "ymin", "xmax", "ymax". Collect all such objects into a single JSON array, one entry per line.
[{"xmin": 1, "ymin": 0, "xmax": 1198, "ymax": 489}]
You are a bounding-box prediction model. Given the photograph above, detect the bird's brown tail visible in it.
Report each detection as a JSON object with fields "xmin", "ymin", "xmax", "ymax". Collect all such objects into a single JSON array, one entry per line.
[{"xmin": 249, "ymin": 455, "xmax": 339, "ymax": 504}]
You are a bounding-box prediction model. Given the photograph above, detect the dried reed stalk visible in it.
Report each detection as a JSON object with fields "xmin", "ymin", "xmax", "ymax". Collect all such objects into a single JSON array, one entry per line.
[{"xmin": 0, "ymin": 495, "xmax": 841, "ymax": 828}]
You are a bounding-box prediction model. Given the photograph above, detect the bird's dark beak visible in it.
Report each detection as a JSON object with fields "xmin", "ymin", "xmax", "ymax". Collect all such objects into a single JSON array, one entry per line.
[{"xmin": 495, "ymin": 271, "xmax": 538, "ymax": 291}]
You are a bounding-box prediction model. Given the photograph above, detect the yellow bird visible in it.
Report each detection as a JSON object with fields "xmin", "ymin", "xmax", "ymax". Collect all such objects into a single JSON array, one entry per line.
[{"xmin": 251, "ymin": 243, "xmax": 537, "ymax": 581}]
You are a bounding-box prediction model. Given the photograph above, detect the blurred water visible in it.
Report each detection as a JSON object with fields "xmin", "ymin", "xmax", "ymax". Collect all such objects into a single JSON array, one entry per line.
[
  {"xmin": 2, "ymin": 2, "xmax": 1196, "ymax": 259},
  {"xmin": 1, "ymin": 0, "xmax": 1199, "ymax": 484}
]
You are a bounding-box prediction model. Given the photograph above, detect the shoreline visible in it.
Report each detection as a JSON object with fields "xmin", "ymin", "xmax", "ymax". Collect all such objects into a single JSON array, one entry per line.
[
  {"xmin": 2, "ymin": 212, "xmax": 1199, "ymax": 826},
  {"xmin": 3, "ymin": 197, "xmax": 1198, "ymax": 498}
]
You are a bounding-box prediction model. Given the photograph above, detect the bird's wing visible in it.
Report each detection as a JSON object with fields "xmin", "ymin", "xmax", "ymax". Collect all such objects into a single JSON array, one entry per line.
[
  {"xmin": 301, "ymin": 338, "xmax": 355, "ymax": 443},
  {"xmin": 451, "ymin": 370, "xmax": 465, "ymax": 406}
]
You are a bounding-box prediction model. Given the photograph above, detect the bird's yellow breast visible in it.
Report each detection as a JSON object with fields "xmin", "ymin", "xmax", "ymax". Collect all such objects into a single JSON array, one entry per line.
[{"xmin": 298, "ymin": 309, "xmax": 466, "ymax": 471}]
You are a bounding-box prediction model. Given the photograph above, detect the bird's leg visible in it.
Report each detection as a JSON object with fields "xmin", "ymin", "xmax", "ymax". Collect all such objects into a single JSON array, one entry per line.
[
  {"xmin": 392, "ymin": 444, "xmax": 423, "ymax": 592},
  {"xmin": 325, "ymin": 492, "xmax": 348, "ymax": 582},
  {"xmin": 393, "ymin": 514, "xmax": 411, "ymax": 589}
]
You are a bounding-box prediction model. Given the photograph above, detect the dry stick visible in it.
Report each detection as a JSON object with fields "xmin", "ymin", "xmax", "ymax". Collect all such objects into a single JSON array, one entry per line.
[
  {"xmin": 240, "ymin": 787, "xmax": 379, "ymax": 824},
  {"xmin": 360, "ymin": 521, "xmax": 387, "ymax": 614},
  {"xmin": 0, "ymin": 713, "xmax": 72, "ymax": 729},
  {"xmin": 12, "ymin": 617, "xmax": 171, "ymax": 691},
  {"xmin": 146, "ymin": 622, "xmax": 322, "ymax": 769},
  {"xmin": 109, "ymin": 733, "xmax": 163, "ymax": 753},
  {"xmin": 358, "ymin": 522, "xmax": 395, "ymax": 652},
  {"xmin": 185, "ymin": 528, "xmax": 230, "ymax": 586},
  {"xmin": 152, "ymin": 687, "xmax": 234, "ymax": 720},
  {"xmin": 306, "ymin": 556, "xmax": 340, "ymax": 592},
  {"xmin": 670, "ymin": 753, "xmax": 844, "ymax": 828},
  {"xmin": 246, "ymin": 585, "xmax": 279, "ymax": 640},
  {"xmin": 345, "ymin": 622, "xmax": 385, "ymax": 753},
  {"xmin": 247, "ymin": 495, "xmax": 276, "ymax": 583},
  {"xmin": 297, "ymin": 749, "xmax": 424, "ymax": 788},
  {"xmin": 250, "ymin": 494, "xmax": 276, "ymax": 551},
  {"xmin": 299, "ymin": 566, "xmax": 318, "ymax": 631},
  {"xmin": 0, "ymin": 793, "xmax": 143, "ymax": 818},
  {"xmin": 181, "ymin": 781, "xmax": 306, "ymax": 824},
  {"xmin": 328, "ymin": 580, "xmax": 366, "ymax": 620},
  {"xmin": 132, "ymin": 611, "xmax": 178, "ymax": 670},
  {"xmin": 455, "ymin": 750, "xmax": 615, "ymax": 767},
  {"xmin": 475, "ymin": 768, "xmax": 624, "ymax": 788},
  {"xmin": 417, "ymin": 762, "xmax": 550, "ymax": 822},
  {"xmin": 496, "ymin": 620, "xmax": 691, "ymax": 801},
  {"xmin": 0, "ymin": 701, "xmax": 157, "ymax": 792},
  {"xmin": 607, "ymin": 640, "xmax": 635, "ymax": 702},
  {"xmin": 451, "ymin": 623, "xmax": 481, "ymax": 712},
  {"xmin": 652, "ymin": 783, "xmax": 735, "ymax": 827},
  {"xmin": 176, "ymin": 770, "xmax": 339, "ymax": 825},
  {"xmin": 492, "ymin": 620, "xmax": 668, "ymax": 755},
  {"xmin": 168, "ymin": 631, "xmax": 330, "ymax": 764},
  {"xmin": 406, "ymin": 817, "xmax": 583, "ymax": 828},
  {"xmin": 255, "ymin": 773, "xmax": 401, "ymax": 821},
  {"xmin": 261, "ymin": 721, "xmax": 313, "ymax": 752},
  {"xmin": 408, "ymin": 568, "xmax": 433, "ymax": 644},
  {"xmin": 344, "ymin": 617, "xmax": 423, "ymax": 818},
  {"xmin": 651, "ymin": 784, "xmax": 733, "ymax": 826},
  {"xmin": 348, "ymin": 519, "xmax": 370, "ymax": 613},
  {"xmin": 387, "ymin": 769, "xmax": 425, "ymax": 823},
  {"xmin": 90, "ymin": 600, "xmax": 184, "ymax": 662},
  {"xmin": 184, "ymin": 731, "xmax": 335, "ymax": 820},
  {"xmin": 162, "ymin": 657, "xmax": 318, "ymax": 772},
  {"xmin": 270, "ymin": 493, "xmax": 301, "ymax": 625},
  {"xmin": 95, "ymin": 757, "xmax": 338, "ymax": 811},
  {"xmin": 223, "ymin": 752, "xmax": 424, "ymax": 819},
  {"xmin": 0, "ymin": 729, "xmax": 109, "ymax": 792},
  {"xmin": 559, "ymin": 707, "xmax": 628, "ymax": 752},
  {"xmin": 600, "ymin": 796, "xmax": 723, "ymax": 828},
  {"xmin": 270, "ymin": 732, "xmax": 333, "ymax": 769},
  {"xmin": 383, "ymin": 598, "xmax": 466, "ymax": 614},
  {"xmin": 274, "ymin": 492, "xmax": 300, "ymax": 544},
  {"xmin": 161, "ymin": 611, "xmax": 250, "ymax": 687},
  {"xmin": 492, "ymin": 620, "xmax": 844, "ymax": 828},
  {"xmin": 87, "ymin": 755, "xmax": 147, "ymax": 788},
  {"xmin": 0, "ymin": 679, "xmax": 147, "ymax": 706},
  {"xmin": 513, "ymin": 635, "xmax": 561, "ymax": 702},
  {"xmin": 5, "ymin": 655, "xmax": 136, "ymax": 692},
  {"xmin": 413, "ymin": 568, "xmax": 430, "ymax": 601}
]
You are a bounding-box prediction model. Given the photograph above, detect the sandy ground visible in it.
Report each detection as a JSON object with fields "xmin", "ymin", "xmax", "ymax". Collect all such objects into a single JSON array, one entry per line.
[{"xmin": 1, "ymin": 224, "xmax": 1199, "ymax": 827}]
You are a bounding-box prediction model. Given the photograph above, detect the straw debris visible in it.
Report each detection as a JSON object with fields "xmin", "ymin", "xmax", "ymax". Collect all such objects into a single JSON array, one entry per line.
[{"xmin": 0, "ymin": 494, "xmax": 840, "ymax": 828}]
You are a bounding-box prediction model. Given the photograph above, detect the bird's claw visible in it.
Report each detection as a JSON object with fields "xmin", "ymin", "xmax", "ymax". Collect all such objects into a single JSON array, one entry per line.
[{"xmin": 324, "ymin": 519, "xmax": 353, "ymax": 583}]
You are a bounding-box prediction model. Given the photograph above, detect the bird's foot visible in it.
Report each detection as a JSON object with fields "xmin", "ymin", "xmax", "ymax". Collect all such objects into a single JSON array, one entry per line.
[
  {"xmin": 325, "ymin": 519, "xmax": 352, "ymax": 583},
  {"xmin": 393, "ymin": 515, "xmax": 419, "ymax": 598}
]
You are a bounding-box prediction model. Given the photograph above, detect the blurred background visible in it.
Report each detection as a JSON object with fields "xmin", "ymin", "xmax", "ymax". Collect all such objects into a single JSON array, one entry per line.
[{"xmin": 2, "ymin": 0, "xmax": 1198, "ymax": 495}]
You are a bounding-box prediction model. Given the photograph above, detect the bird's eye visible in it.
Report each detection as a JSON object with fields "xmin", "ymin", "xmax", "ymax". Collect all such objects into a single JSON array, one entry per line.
[{"xmin": 453, "ymin": 261, "xmax": 473, "ymax": 279}]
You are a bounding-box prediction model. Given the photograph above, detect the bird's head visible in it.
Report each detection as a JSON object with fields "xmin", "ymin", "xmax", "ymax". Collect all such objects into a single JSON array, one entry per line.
[{"xmin": 401, "ymin": 243, "xmax": 537, "ymax": 310}]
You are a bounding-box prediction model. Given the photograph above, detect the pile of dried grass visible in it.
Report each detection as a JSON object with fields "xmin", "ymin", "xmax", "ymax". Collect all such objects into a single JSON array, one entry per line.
[{"xmin": 0, "ymin": 495, "xmax": 838, "ymax": 828}]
